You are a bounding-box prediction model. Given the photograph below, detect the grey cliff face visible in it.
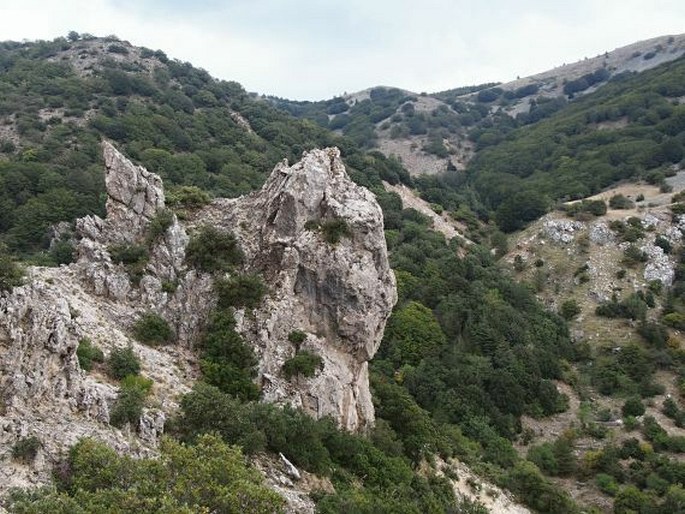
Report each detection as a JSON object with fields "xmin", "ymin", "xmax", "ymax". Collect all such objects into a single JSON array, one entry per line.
[
  {"xmin": 102, "ymin": 141, "xmax": 166, "ymax": 241},
  {"xmin": 0, "ymin": 142, "xmax": 396, "ymax": 492},
  {"xmin": 199, "ymin": 147, "xmax": 397, "ymax": 431}
]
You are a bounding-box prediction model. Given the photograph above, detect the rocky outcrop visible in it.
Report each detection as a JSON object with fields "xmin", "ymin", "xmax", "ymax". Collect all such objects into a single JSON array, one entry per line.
[
  {"xmin": 642, "ymin": 243, "xmax": 675, "ymax": 286},
  {"xmin": 0, "ymin": 142, "xmax": 396, "ymax": 492},
  {"xmin": 0, "ymin": 142, "xmax": 201, "ymax": 490},
  {"xmin": 102, "ymin": 141, "xmax": 165, "ymax": 241},
  {"xmin": 542, "ymin": 219, "xmax": 585, "ymax": 244},
  {"xmin": 75, "ymin": 142, "xmax": 213, "ymax": 344},
  {"xmin": 199, "ymin": 148, "xmax": 397, "ymax": 431}
]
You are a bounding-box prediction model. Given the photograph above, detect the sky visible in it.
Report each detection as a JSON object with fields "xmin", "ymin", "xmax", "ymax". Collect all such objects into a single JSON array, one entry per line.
[{"xmin": 1, "ymin": 0, "xmax": 685, "ymax": 100}]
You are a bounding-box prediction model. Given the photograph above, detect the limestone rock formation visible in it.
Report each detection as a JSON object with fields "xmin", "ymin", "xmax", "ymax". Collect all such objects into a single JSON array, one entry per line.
[
  {"xmin": 0, "ymin": 141, "xmax": 396, "ymax": 493},
  {"xmin": 198, "ymin": 147, "xmax": 397, "ymax": 431},
  {"xmin": 0, "ymin": 141, "xmax": 201, "ymax": 490}
]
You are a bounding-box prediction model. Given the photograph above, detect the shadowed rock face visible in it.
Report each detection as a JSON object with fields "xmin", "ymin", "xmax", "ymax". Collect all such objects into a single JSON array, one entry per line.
[{"xmin": 0, "ymin": 142, "xmax": 396, "ymax": 491}]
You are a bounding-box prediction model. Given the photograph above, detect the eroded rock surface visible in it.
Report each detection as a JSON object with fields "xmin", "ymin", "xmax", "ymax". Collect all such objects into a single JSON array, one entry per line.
[
  {"xmin": 0, "ymin": 142, "xmax": 396, "ymax": 494},
  {"xmin": 0, "ymin": 142, "xmax": 201, "ymax": 490},
  {"xmin": 199, "ymin": 147, "xmax": 397, "ymax": 431}
]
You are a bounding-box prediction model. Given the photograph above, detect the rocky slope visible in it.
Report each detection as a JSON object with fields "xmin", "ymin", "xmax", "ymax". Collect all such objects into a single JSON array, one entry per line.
[
  {"xmin": 200, "ymin": 146, "xmax": 397, "ymax": 431},
  {"xmin": 342, "ymin": 34, "xmax": 685, "ymax": 177},
  {"xmin": 0, "ymin": 141, "xmax": 395, "ymax": 492}
]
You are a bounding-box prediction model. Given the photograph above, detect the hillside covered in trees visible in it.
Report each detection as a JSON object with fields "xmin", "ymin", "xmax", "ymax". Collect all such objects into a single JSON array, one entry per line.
[{"xmin": 3, "ymin": 33, "xmax": 685, "ymax": 514}]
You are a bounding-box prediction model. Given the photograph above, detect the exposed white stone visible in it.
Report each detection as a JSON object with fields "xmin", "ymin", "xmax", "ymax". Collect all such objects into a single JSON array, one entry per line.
[
  {"xmin": 589, "ymin": 222, "xmax": 614, "ymax": 245},
  {"xmin": 641, "ymin": 213, "xmax": 661, "ymax": 229},
  {"xmin": 642, "ymin": 243, "xmax": 675, "ymax": 285},
  {"xmin": 542, "ymin": 219, "xmax": 585, "ymax": 244}
]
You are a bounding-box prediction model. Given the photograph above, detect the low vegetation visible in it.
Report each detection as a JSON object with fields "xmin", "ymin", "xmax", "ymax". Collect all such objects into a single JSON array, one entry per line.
[
  {"xmin": 107, "ymin": 346, "xmax": 141, "ymax": 381},
  {"xmin": 76, "ymin": 338, "xmax": 104, "ymax": 371},
  {"xmin": 132, "ymin": 311, "xmax": 173, "ymax": 346},
  {"xmin": 0, "ymin": 245, "xmax": 24, "ymax": 292},
  {"xmin": 184, "ymin": 225, "xmax": 243, "ymax": 273},
  {"xmin": 215, "ymin": 273, "xmax": 266, "ymax": 310},
  {"xmin": 109, "ymin": 375, "xmax": 153, "ymax": 428},
  {"xmin": 5, "ymin": 434, "xmax": 284, "ymax": 513},
  {"xmin": 12, "ymin": 436, "xmax": 41, "ymax": 464},
  {"xmin": 282, "ymin": 351, "xmax": 323, "ymax": 379}
]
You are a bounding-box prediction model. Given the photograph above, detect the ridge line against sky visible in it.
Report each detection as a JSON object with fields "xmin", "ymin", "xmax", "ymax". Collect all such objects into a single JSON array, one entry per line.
[{"xmin": 2, "ymin": 0, "xmax": 685, "ymax": 100}]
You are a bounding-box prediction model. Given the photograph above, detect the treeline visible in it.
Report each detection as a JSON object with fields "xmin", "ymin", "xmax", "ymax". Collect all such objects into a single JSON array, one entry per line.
[
  {"xmin": 468, "ymin": 56, "xmax": 685, "ymax": 231},
  {"xmin": 0, "ymin": 38, "xmax": 410, "ymax": 256}
]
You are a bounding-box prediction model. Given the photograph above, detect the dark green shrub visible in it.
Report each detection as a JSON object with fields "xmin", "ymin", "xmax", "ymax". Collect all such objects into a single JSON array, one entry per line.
[
  {"xmin": 622, "ymin": 396, "xmax": 645, "ymax": 417},
  {"xmin": 108, "ymin": 243, "xmax": 149, "ymax": 285},
  {"xmin": 185, "ymin": 225, "xmax": 243, "ymax": 273},
  {"xmin": 610, "ymin": 220, "xmax": 645, "ymax": 242},
  {"xmin": 49, "ymin": 240, "xmax": 75, "ymax": 265},
  {"xmin": 321, "ymin": 218, "xmax": 351, "ymax": 244},
  {"xmin": 559, "ymin": 299, "xmax": 581, "ymax": 320},
  {"xmin": 161, "ymin": 279, "xmax": 178, "ymax": 293},
  {"xmin": 527, "ymin": 443, "xmax": 558, "ymax": 475},
  {"xmin": 76, "ymin": 338, "xmax": 105, "ymax": 371},
  {"xmin": 622, "ymin": 244, "xmax": 648, "ymax": 266},
  {"xmin": 132, "ymin": 312, "xmax": 173, "ymax": 346},
  {"xmin": 596, "ymin": 294, "xmax": 647, "ymax": 320},
  {"xmin": 642, "ymin": 416, "xmax": 669, "ymax": 450},
  {"xmin": 107, "ymin": 44, "xmax": 129, "ymax": 55},
  {"xmin": 166, "ymin": 185, "xmax": 211, "ymax": 209},
  {"xmin": 107, "ymin": 346, "xmax": 141, "ymax": 380},
  {"xmin": 282, "ymin": 351, "xmax": 323, "ymax": 379},
  {"xmin": 216, "ymin": 273, "xmax": 266, "ymax": 310},
  {"xmin": 12, "ymin": 436, "xmax": 41, "ymax": 463},
  {"xmin": 5, "ymin": 434, "xmax": 284, "ymax": 512},
  {"xmin": 506, "ymin": 461, "xmax": 577, "ymax": 513},
  {"xmin": 287, "ymin": 330, "xmax": 307, "ymax": 345},
  {"xmin": 109, "ymin": 375, "xmax": 153, "ymax": 428},
  {"xmin": 654, "ymin": 235, "xmax": 672, "ymax": 254},
  {"xmin": 595, "ymin": 473, "xmax": 619, "ymax": 496},
  {"xmin": 145, "ymin": 208, "xmax": 174, "ymax": 243},
  {"xmin": 109, "ymin": 243, "xmax": 148, "ymax": 265},
  {"xmin": 662, "ymin": 397, "xmax": 685, "ymax": 426},
  {"xmin": 609, "ymin": 194, "xmax": 635, "ymax": 210},
  {"xmin": 0, "ymin": 246, "xmax": 24, "ymax": 292},
  {"xmin": 663, "ymin": 312, "xmax": 685, "ymax": 330},
  {"xmin": 671, "ymin": 203, "xmax": 685, "ymax": 215},
  {"xmin": 648, "ymin": 280, "xmax": 663, "ymax": 294},
  {"xmin": 565, "ymin": 199, "xmax": 607, "ymax": 218},
  {"xmin": 199, "ymin": 310, "xmax": 259, "ymax": 401},
  {"xmin": 637, "ymin": 321, "xmax": 668, "ymax": 348},
  {"xmin": 304, "ymin": 219, "xmax": 320, "ymax": 231},
  {"xmin": 287, "ymin": 330, "xmax": 307, "ymax": 351}
]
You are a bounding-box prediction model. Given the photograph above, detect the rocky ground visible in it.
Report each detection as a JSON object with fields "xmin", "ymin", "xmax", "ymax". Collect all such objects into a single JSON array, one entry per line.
[
  {"xmin": 505, "ymin": 172, "xmax": 685, "ymax": 510},
  {"xmin": 0, "ymin": 142, "xmax": 396, "ymax": 511}
]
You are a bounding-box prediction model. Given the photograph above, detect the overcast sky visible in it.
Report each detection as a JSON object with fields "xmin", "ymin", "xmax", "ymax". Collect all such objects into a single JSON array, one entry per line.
[{"xmin": 2, "ymin": 0, "xmax": 685, "ymax": 99}]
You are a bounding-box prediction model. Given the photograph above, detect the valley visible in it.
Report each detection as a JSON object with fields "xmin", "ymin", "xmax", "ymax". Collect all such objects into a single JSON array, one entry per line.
[{"xmin": 0, "ymin": 31, "xmax": 685, "ymax": 513}]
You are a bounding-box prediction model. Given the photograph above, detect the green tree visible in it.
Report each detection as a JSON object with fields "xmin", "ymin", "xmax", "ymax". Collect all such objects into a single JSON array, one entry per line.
[
  {"xmin": 185, "ymin": 225, "xmax": 243, "ymax": 273},
  {"xmin": 107, "ymin": 346, "xmax": 140, "ymax": 380},
  {"xmin": 614, "ymin": 485, "xmax": 650, "ymax": 514},
  {"xmin": 622, "ymin": 396, "xmax": 646, "ymax": 418},
  {"xmin": 383, "ymin": 301, "xmax": 446, "ymax": 366},
  {"xmin": 132, "ymin": 312, "xmax": 173, "ymax": 346},
  {"xmin": 7, "ymin": 434, "xmax": 285, "ymax": 513}
]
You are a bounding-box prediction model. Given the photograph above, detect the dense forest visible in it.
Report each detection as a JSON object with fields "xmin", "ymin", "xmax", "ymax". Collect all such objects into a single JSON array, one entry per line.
[
  {"xmin": 276, "ymin": 53, "xmax": 685, "ymax": 234},
  {"xmin": 3, "ymin": 34, "xmax": 685, "ymax": 514}
]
